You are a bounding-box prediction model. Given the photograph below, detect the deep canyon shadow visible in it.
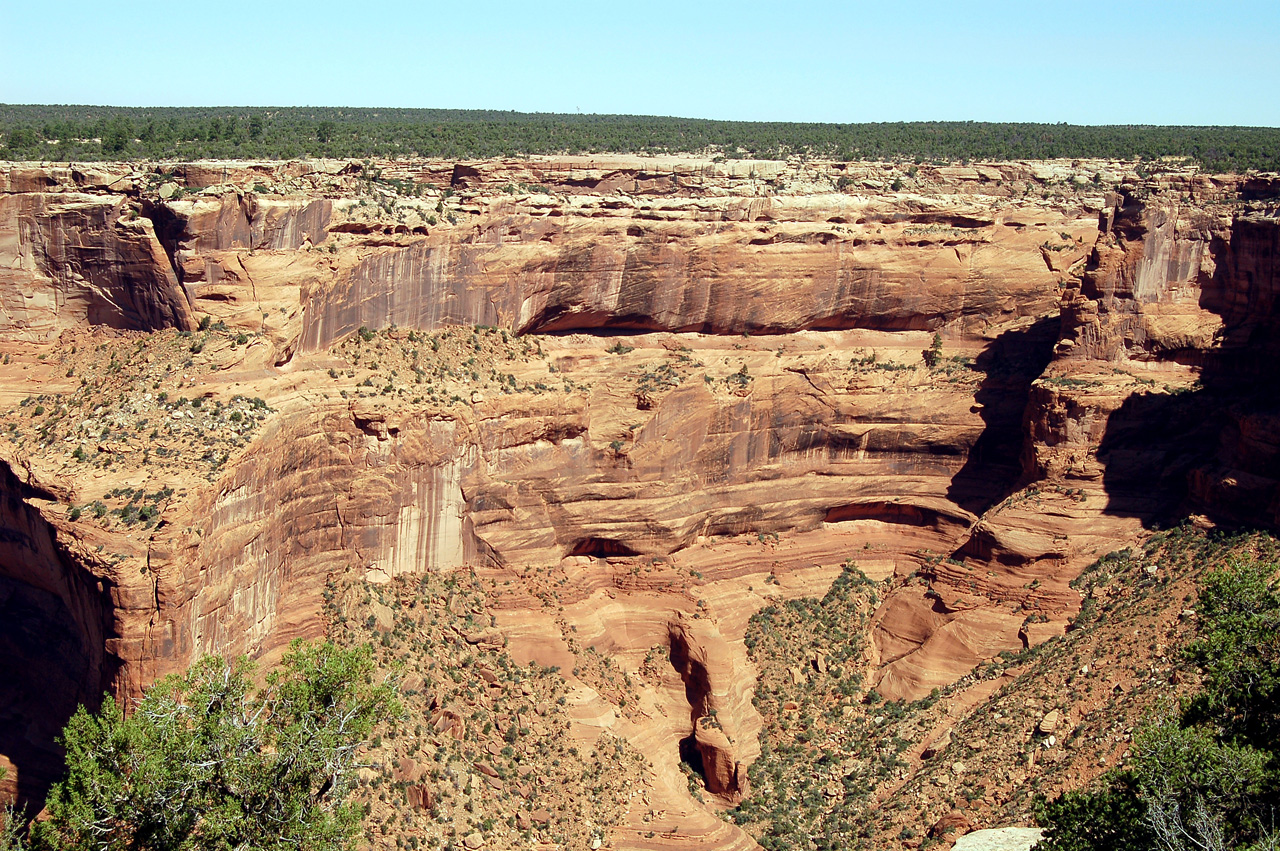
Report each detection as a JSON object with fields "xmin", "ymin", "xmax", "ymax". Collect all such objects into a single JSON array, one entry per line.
[
  {"xmin": 1098, "ymin": 340, "xmax": 1280, "ymax": 529},
  {"xmin": 0, "ymin": 576, "xmax": 93, "ymax": 806},
  {"xmin": 1098, "ymin": 213, "xmax": 1280, "ymax": 528},
  {"xmin": 0, "ymin": 465, "xmax": 115, "ymax": 809},
  {"xmin": 946, "ymin": 315, "xmax": 1059, "ymax": 515}
]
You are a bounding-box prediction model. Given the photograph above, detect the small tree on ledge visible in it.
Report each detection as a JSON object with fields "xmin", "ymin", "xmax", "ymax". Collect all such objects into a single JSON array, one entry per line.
[{"xmin": 922, "ymin": 332, "xmax": 943, "ymax": 368}]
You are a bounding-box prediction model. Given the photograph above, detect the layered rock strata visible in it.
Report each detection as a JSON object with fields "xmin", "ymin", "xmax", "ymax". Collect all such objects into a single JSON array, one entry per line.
[{"xmin": 0, "ymin": 155, "xmax": 1276, "ymax": 849}]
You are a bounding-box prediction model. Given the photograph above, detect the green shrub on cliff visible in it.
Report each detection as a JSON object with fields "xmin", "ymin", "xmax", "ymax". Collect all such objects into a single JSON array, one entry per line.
[
  {"xmin": 28, "ymin": 641, "xmax": 399, "ymax": 851},
  {"xmin": 0, "ymin": 767, "xmax": 25, "ymax": 851},
  {"xmin": 1036, "ymin": 557, "xmax": 1280, "ymax": 851}
]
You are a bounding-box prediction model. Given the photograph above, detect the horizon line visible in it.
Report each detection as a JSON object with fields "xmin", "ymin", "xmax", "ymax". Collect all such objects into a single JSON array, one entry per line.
[{"xmin": 3, "ymin": 105, "xmax": 1278, "ymax": 131}]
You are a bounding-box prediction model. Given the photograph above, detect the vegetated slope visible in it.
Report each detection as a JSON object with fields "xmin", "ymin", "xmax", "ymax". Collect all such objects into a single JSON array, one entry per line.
[
  {"xmin": 1, "ymin": 105, "xmax": 1278, "ymax": 172},
  {"xmin": 329, "ymin": 569, "xmax": 647, "ymax": 851},
  {"xmin": 730, "ymin": 527, "xmax": 1277, "ymax": 850}
]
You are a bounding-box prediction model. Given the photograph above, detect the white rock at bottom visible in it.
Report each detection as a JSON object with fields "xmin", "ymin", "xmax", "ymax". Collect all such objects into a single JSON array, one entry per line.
[{"xmin": 952, "ymin": 826, "xmax": 1045, "ymax": 851}]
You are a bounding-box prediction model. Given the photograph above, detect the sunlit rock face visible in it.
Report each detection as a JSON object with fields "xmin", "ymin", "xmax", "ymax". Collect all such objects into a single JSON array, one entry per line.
[{"xmin": 1, "ymin": 156, "xmax": 1276, "ymax": 840}]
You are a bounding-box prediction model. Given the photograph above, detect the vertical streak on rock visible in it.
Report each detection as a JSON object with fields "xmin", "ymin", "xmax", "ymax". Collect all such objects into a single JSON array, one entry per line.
[{"xmin": 384, "ymin": 449, "xmax": 472, "ymax": 577}]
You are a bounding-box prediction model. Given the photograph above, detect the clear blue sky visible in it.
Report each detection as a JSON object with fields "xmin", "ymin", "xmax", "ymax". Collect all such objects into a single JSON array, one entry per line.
[{"xmin": 4, "ymin": 0, "xmax": 1277, "ymax": 126}]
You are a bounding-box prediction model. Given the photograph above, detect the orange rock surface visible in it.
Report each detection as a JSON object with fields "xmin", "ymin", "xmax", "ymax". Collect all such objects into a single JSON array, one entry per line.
[{"xmin": 1, "ymin": 155, "xmax": 1277, "ymax": 847}]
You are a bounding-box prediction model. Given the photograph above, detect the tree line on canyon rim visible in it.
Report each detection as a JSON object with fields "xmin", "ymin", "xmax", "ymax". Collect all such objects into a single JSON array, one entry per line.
[{"xmin": 1, "ymin": 105, "xmax": 1278, "ymax": 172}]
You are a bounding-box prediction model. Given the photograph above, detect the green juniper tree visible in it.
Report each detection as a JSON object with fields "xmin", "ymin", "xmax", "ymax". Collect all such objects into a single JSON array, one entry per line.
[
  {"xmin": 30, "ymin": 640, "xmax": 399, "ymax": 851},
  {"xmin": 1037, "ymin": 558, "xmax": 1280, "ymax": 851}
]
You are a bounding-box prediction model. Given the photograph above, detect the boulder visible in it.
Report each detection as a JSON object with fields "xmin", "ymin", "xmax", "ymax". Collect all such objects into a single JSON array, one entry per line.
[
  {"xmin": 405, "ymin": 784, "xmax": 435, "ymax": 811},
  {"xmin": 929, "ymin": 810, "xmax": 976, "ymax": 839},
  {"xmin": 1037, "ymin": 709, "xmax": 1062, "ymax": 735}
]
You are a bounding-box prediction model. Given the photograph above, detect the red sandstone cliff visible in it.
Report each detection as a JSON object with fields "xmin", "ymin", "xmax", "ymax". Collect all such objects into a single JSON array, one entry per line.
[{"xmin": 0, "ymin": 156, "xmax": 1276, "ymax": 846}]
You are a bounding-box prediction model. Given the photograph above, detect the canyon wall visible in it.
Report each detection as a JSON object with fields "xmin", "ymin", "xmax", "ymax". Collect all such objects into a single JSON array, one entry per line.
[{"xmin": 1, "ymin": 155, "xmax": 1277, "ymax": 840}]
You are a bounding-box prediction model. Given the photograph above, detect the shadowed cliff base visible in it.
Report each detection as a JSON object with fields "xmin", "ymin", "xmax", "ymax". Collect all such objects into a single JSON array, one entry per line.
[
  {"xmin": 1099, "ymin": 213, "xmax": 1280, "ymax": 528},
  {"xmin": 945, "ymin": 314, "xmax": 1059, "ymax": 515},
  {"xmin": 0, "ymin": 576, "xmax": 92, "ymax": 806},
  {"xmin": 1099, "ymin": 348, "xmax": 1280, "ymax": 529},
  {"xmin": 0, "ymin": 464, "xmax": 119, "ymax": 809}
]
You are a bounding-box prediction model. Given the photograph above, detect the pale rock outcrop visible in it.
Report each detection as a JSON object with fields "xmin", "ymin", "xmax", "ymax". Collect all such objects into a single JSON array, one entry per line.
[{"xmin": 952, "ymin": 827, "xmax": 1045, "ymax": 851}]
